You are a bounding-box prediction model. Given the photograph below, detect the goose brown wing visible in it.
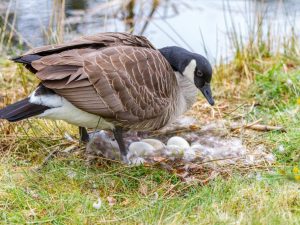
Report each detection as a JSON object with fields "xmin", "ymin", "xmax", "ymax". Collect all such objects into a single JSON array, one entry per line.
[
  {"xmin": 14, "ymin": 33, "xmax": 155, "ymax": 73},
  {"xmin": 25, "ymin": 32, "xmax": 155, "ymax": 56},
  {"xmin": 31, "ymin": 45, "xmax": 177, "ymax": 123}
]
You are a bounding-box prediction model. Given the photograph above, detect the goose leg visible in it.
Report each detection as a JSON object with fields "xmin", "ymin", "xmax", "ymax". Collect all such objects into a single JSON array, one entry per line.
[
  {"xmin": 79, "ymin": 126, "xmax": 89, "ymax": 143},
  {"xmin": 113, "ymin": 127, "xmax": 127, "ymax": 158}
]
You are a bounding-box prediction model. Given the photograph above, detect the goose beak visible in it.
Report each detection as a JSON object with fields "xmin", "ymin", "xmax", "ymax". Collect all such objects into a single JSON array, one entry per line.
[{"xmin": 200, "ymin": 83, "xmax": 215, "ymax": 106}]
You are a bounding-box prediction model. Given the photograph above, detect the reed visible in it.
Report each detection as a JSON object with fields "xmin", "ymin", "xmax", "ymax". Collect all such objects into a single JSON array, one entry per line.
[
  {"xmin": 213, "ymin": 0, "xmax": 300, "ymax": 98},
  {"xmin": 0, "ymin": 0, "xmax": 17, "ymax": 55},
  {"xmin": 48, "ymin": 0, "xmax": 66, "ymax": 44}
]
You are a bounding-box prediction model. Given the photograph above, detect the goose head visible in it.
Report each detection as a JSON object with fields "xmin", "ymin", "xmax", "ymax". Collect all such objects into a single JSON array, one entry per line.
[{"xmin": 159, "ymin": 46, "xmax": 214, "ymax": 106}]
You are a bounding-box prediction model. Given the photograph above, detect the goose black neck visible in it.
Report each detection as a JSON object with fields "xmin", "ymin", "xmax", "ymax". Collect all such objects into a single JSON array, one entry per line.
[{"xmin": 158, "ymin": 46, "xmax": 193, "ymax": 73}]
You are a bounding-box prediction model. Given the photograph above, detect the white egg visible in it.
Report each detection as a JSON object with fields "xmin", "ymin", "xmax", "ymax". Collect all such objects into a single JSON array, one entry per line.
[
  {"xmin": 165, "ymin": 145, "xmax": 184, "ymax": 157},
  {"xmin": 128, "ymin": 142, "xmax": 155, "ymax": 157},
  {"xmin": 141, "ymin": 139, "xmax": 165, "ymax": 150},
  {"xmin": 167, "ymin": 136, "xmax": 190, "ymax": 149}
]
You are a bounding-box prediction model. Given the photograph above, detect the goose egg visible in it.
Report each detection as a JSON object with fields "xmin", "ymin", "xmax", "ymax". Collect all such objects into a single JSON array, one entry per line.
[
  {"xmin": 166, "ymin": 145, "xmax": 184, "ymax": 157},
  {"xmin": 167, "ymin": 136, "xmax": 190, "ymax": 149},
  {"xmin": 128, "ymin": 142, "xmax": 155, "ymax": 157},
  {"xmin": 141, "ymin": 139, "xmax": 165, "ymax": 150}
]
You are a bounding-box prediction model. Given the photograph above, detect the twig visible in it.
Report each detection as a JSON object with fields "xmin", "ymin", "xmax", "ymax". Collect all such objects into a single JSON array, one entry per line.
[
  {"xmin": 244, "ymin": 124, "xmax": 286, "ymax": 132},
  {"xmin": 231, "ymin": 119, "xmax": 286, "ymax": 132}
]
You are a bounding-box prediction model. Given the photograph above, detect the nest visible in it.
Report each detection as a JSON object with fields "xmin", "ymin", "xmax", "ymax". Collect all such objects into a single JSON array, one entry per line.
[{"xmin": 86, "ymin": 116, "xmax": 276, "ymax": 183}]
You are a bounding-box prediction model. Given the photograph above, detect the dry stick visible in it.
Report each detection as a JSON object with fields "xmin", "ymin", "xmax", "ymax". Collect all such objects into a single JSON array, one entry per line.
[
  {"xmin": 230, "ymin": 118, "xmax": 286, "ymax": 132},
  {"xmin": 245, "ymin": 124, "xmax": 286, "ymax": 132}
]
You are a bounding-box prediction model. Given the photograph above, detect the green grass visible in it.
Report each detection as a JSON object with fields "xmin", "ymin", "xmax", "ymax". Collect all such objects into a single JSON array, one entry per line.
[
  {"xmin": 0, "ymin": 160, "xmax": 299, "ymax": 224},
  {"xmin": 246, "ymin": 63, "xmax": 300, "ymax": 166},
  {"xmin": 254, "ymin": 63, "xmax": 300, "ymax": 109}
]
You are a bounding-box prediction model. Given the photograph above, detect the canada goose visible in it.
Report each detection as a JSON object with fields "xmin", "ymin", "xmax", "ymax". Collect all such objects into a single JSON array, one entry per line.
[{"xmin": 0, "ymin": 32, "xmax": 214, "ymax": 158}]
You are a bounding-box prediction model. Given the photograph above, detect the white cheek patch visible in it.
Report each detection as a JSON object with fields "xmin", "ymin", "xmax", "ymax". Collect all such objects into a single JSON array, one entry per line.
[{"xmin": 182, "ymin": 59, "xmax": 196, "ymax": 83}]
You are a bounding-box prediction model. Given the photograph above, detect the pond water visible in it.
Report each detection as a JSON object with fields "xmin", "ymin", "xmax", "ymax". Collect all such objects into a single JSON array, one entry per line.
[{"xmin": 2, "ymin": 0, "xmax": 300, "ymax": 61}]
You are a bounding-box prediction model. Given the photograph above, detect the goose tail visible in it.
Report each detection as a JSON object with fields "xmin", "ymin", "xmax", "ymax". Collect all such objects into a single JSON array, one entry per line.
[{"xmin": 0, "ymin": 98, "xmax": 49, "ymax": 122}]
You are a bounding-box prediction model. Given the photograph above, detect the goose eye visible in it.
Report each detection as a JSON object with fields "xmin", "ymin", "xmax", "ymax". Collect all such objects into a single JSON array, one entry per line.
[{"xmin": 196, "ymin": 70, "xmax": 203, "ymax": 77}]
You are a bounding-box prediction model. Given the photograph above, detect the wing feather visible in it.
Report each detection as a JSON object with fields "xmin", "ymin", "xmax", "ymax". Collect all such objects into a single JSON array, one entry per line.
[{"xmin": 17, "ymin": 33, "xmax": 177, "ymax": 129}]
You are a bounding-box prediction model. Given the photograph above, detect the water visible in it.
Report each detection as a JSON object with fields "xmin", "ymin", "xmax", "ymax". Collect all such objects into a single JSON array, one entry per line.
[{"xmin": 2, "ymin": 0, "xmax": 300, "ymax": 61}]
